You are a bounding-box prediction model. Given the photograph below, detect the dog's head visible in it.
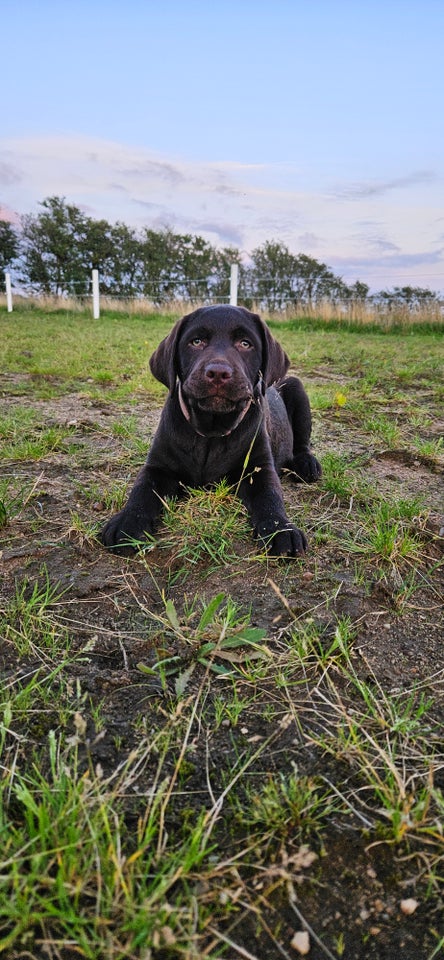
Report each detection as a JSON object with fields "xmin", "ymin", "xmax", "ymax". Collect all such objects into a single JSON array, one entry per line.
[{"xmin": 149, "ymin": 305, "xmax": 290, "ymax": 437}]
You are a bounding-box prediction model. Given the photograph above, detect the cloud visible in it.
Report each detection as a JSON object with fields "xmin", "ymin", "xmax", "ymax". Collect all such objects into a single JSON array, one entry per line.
[
  {"xmin": 211, "ymin": 182, "xmax": 243, "ymax": 198},
  {"xmin": 132, "ymin": 198, "xmax": 167, "ymax": 212},
  {"xmin": 351, "ymin": 232, "xmax": 401, "ymax": 254},
  {"xmin": 186, "ymin": 219, "xmax": 244, "ymax": 247},
  {"xmin": 108, "ymin": 181, "xmax": 130, "ymax": 194},
  {"xmin": 331, "ymin": 170, "xmax": 436, "ymax": 201},
  {"xmin": 329, "ymin": 248, "xmax": 444, "ymax": 289},
  {"xmin": 338, "ymin": 248, "xmax": 444, "ymax": 269},
  {"xmin": 117, "ymin": 159, "xmax": 185, "ymax": 185},
  {"xmin": 297, "ymin": 231, "xmax": 323, "ymax": 250},
  {"xmin": 0, "ymin": 134, "xmax": 442, "ymax": 291},
  {"xmin": 0, "ymin": 159, "xmax": 23, "ymax": 186}
]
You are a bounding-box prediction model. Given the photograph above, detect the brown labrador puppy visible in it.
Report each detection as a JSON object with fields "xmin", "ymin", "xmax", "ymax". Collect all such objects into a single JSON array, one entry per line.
[{"xmin": 101, "ymin": 305, "xmax": 321, "ymax": 557}]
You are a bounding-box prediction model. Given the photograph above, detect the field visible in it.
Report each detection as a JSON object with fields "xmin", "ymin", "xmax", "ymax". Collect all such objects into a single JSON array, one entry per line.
[{"xmin": 0, "ymin": 306, "xmax": 443, "ymax": 960}]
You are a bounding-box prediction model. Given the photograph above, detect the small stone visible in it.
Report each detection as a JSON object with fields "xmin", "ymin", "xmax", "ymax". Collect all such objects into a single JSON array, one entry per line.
[
  {"xmin": 400, "ymin": 898, "xmax": 419, "ymax": 915},
  {"xmin": 290, "ymin": 930, "xmax": 310, "ymax": 954}
]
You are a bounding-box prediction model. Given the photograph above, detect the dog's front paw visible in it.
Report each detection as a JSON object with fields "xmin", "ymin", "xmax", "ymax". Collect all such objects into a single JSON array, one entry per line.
[
  {"xmin": 255, "ymin": 519, "xmax": 307, "ymax": 558},
  {"xmin": 288, "ymin": 451, "xmax": 322, "ymax": 483},
  {"xmin": 100, "ymin": 509, "xmax": 156, "ymax": 552}
]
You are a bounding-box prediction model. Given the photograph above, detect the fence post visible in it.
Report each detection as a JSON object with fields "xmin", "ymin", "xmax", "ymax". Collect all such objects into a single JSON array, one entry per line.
[
  {"xmin": 92, "ymin": 269, "xmax": 100, "ymax": 319},
  {"xmin": 230, "ymin": 264, "xmax": 239, "ymax": 306},
  {"xmin": 5, "ymin": 272, "xmax": 12, "ymax": 312}
]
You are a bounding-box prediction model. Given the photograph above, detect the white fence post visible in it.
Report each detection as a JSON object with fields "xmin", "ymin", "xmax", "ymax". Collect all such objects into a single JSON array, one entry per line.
[
  {"xmin": 229, "ymin": 263, "xmax": 239, "ymax": 306},
  {"xmin": 5, "ymin": 272, "xmax": 13, "ymax": 312},
  {"xmin": 92, "ymin": 269, "xmax": 100, "ymax": 319}
]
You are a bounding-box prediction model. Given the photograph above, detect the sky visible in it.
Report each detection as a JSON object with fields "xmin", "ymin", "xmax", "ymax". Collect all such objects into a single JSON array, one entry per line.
[{"xmin": 1, "ymin": 0, "xmax": 444, "ymax": 293}]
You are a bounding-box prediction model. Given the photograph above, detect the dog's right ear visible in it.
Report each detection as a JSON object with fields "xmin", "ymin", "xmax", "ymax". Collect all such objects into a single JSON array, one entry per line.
[{"xmin": 149, "ymin": 315, "xmax": 190, "ymax": 391}]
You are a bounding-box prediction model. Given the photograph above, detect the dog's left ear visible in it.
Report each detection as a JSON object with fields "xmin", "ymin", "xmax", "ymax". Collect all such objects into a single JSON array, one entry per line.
[
  {"xmin": 149, "ymin": 315, "xmax": 189, "ymax": 390},
  {"xmin": 250, "ymin": 311, "xmax": 290, "ymax": 386}
]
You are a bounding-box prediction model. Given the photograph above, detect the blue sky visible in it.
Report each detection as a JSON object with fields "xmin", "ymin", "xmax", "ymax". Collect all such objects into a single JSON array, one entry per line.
[{"xmin": 1, "ymin": 0, "xmax": 443, "ymax": 291}]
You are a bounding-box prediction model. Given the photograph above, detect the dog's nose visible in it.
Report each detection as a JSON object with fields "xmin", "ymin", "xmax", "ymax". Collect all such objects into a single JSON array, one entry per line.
[{"xmin": 204, "ymin": 361, "xmax": 233, "ymax": 384}]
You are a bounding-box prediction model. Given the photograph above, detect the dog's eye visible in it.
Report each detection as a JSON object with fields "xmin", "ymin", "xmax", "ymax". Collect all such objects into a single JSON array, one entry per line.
[
  {"xmin": 237, "ymin": 338, "xmax": 252, "ymax": 350},
  {"xmin": 190, "ymin": 337, "xmax": 206, "ymax": 347}
]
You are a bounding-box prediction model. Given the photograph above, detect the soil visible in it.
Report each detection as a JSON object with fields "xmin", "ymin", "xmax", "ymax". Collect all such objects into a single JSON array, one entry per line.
[{"xmin": 1, "ymin": 378, "xmax": 443, "ymax": 960}]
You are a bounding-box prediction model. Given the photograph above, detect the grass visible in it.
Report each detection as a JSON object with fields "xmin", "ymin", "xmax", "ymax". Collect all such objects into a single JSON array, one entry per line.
[
  {"xmin": 1, "ymin": 307, "xmax": 170, "ymax": 400},
  {"xmin": 297, "ymin": 623, "xmax": 444, "ymax": 853},
  {"xmin": 0, "ymin": 474, "xmax": 42, "ymax": 528},
  {"xmin": 154, "ymin": 480, "xmax": 254, "ymax": 572},
  {"xmin": 0, "ymin": 706, "xmax": 213, "ymax": 956},
  {"xmin": 2, "ymin": 306, "xmax": 443, "ymax": 399},
  {"xmin": 2, "ymin": 568, "xmax": 68, "ymax": 658},
  {"xmin": 0, "ymin": 305, "xmax": 443, "ymax": 957},
  {"xmin": 1, "ymin": 598, "xmax": 442, "ymax": 956}
]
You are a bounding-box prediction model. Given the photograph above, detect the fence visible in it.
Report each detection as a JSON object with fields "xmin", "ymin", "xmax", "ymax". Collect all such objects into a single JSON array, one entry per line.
[
  {"xmin": 3, "ymin": 269, "xmax": 443, "ymax": 321},
  {"xmin": 3, "ymin": 265, "xmax": 241, "ymax": 317}
]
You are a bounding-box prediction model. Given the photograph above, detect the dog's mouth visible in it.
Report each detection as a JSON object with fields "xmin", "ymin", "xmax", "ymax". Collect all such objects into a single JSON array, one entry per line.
[
  {"xmin": 194, "ymin": 395, "xmax": 243, "ymax": 413},
  {"xmin": 178, "ymin": 383, "xmax": 255, "ymax": 437}
]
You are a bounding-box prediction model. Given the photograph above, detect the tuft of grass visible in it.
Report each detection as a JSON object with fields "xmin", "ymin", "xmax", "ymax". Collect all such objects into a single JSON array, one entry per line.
[
  {"xmin": 73, "ymin": 477, "xmax": 129, "ymax": 512},
  {"xmin": 363, "ymin": 412, "xmax": 401, "ymax": 446},
  {"xmin": 0, "ymin": 425, "xmax": 76, "ymax": 461},
  {"xmin": 349, "ymin": 498, "xmax": 427, "ymax": 569},
  {"xmin": 0, "ymin": 716, "xmax": 214, "ymax": 957},
  {"xmin": 67, "ymin": 511, "xmax": 101, "ymax": 547},
  {"xmin": 153, "ymin": 479, "xmax": 253, "ymax": 570},
  {"xmin": 289, "ymin": 618, "xmax": 444, "ymax": 859},
  {"xmin": 0, "ymin": 476, "xmax": 39, "ymax": 529},
  {"xmin": 320, "ymin": 451, "xmax": 356, "ymax": 499},
  {"xmin": 412, "ymin": 435, "xmax": 444, "ymax": 461},
  {"xmin": 1, "ymin": 568, "xmax": 68, "ymax": 658},
  {"xmin": 241, "ymin": 765, "xmax": 344, "ymax": 841}
]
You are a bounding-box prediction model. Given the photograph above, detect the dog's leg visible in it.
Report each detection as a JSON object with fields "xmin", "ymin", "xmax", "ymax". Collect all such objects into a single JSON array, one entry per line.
[
  {"xmin": 277, "ymin": 376, "xmax": 322, "ymax": 482},
  {"xmin": 100, "ymin": 465, "xmax": 181, "ymax": 551},
  {"xmin": 237, "ymin": 466, "xmax": 307, "ymax": 557}
]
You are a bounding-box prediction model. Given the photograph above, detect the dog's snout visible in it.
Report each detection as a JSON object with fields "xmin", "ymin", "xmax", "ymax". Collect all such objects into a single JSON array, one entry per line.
[{"xmin": 204, "ymin": 361, "xmax": 233, "ymax": 384}]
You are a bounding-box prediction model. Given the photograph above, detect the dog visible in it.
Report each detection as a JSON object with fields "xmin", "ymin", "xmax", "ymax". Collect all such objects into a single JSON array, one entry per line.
[{"xmin": 100, "ymin": 305, "xmax": 321, "ymax": 557}]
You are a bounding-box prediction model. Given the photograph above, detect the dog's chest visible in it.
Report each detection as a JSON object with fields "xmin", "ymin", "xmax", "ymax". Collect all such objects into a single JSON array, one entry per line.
[{"xmin": 177, "ymin": 434, "xmax": 242, "ymax": 485}]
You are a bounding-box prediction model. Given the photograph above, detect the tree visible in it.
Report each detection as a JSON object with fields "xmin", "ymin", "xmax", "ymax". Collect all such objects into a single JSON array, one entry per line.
[
  {"xmin": 21, "ymin": 196, "xmax": 91, "ymax": 295},
  {"xmin": 375, "ymin": 285, "xmax": 439, "ymax": 311},
  {"xmin": 291, "ymin": 253, "xmax": 340, "ymax": 306},
  {"xmin": 249, "ymin": 241, "xmax": 297, "ymax": 310},
  {"xmin": 176, "ymin": 233, "xmax": 215, "ymax": 301},
  {"xmin": 248, "ymin": 242, "xmax": 358, "ymax": 310},
  {"xmin": 0, "ymin": 220, "xmax": 19, "ymax": 291},
  {"xmin": 81, "ymin": 220, "xmax": 143, "ymax": 297},
  {"xmin": 140, "ymin": 228, "xmax": 183, "ymax": 303},
  {"xmin": 343, "ymin": 280, "xmax": 370, "ymax": 303},
  {"xmin": 105, "ymin": 223, "xmax": 143, "ymax": 297},
  {"xmin": 177, "ymin": 234, "xmax": 239, "ymax": 302}
]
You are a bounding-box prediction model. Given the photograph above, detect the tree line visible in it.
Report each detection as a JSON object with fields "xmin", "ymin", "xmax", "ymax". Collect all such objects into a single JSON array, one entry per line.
[{"xmin": 0, "ymin": 196, "xmax": 440, "ymax": 311}]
